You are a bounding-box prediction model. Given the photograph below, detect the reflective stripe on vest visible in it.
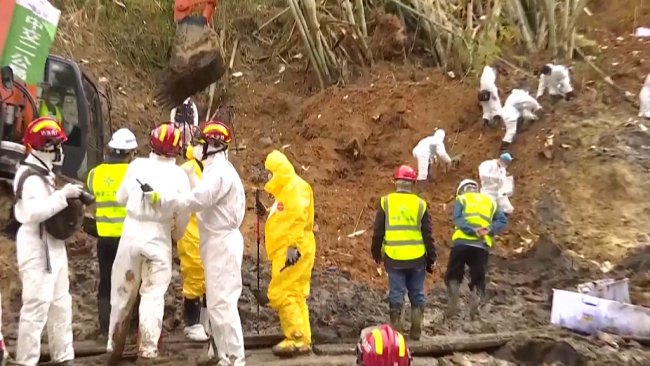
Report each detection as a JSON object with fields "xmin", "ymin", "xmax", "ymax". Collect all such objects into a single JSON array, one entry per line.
[
  {"xmin": 380, "ymin": 192, "xmax": 426, "ymax": 261},
  {"xmin": 39, "ymin": 102, "xmax": 62, "ymax": 122},
  {"xmin": 87, "ymin": 163, "xmax": 129, "ymax": 237},
  {"xmin": 451, "ymin": 192, "xmax": 497, "ymax": 247}
]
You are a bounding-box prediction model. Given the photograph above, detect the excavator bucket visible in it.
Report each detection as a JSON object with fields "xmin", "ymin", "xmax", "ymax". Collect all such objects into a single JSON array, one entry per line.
[{"xmin": 156, "ymin": 16, "xmax": 225, "ymax": 109}]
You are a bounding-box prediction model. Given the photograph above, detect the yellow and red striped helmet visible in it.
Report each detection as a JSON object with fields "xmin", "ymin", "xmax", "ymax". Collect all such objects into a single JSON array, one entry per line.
[
  {"xmin": 150, "ymin": 122, "xmax": 182, "ymax": 158},
  {"xmin": 23, "ymin": 117, "xmax": 67, "ymax": 150}
]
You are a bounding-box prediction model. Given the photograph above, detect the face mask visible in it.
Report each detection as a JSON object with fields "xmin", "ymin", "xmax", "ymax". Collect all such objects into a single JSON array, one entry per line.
[
  {"xmin": 268, "ymin": 172, "xmax": 273, "ymax": 181},
  {"xmin": 193, "ymin": 144, "xmax": 204, "ymax": 161}
]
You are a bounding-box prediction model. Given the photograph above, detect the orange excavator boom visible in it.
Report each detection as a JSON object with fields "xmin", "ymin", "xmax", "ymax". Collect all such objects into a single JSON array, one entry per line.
[{"xmin": 174, "ymin": 0, "xmax": 217, "ymax": 24}]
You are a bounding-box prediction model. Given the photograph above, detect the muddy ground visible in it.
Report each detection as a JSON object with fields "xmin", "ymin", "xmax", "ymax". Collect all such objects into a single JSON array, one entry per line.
[{"xmin": 2, "ymin": 0, "xmax": 650, "ymax": 365}]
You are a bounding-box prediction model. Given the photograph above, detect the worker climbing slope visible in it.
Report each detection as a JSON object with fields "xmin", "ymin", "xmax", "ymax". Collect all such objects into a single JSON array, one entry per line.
[
  {"xmin": 411, "ymin": 129, "xmax": 453, "ymax": 183},
  {"xmin": 478, "ymin": 65, "xmax": 502, "ymax": 127},
  {"xmin": 536, "ymin": 63, "xmax": 574, "ymax": 101},
  {"xmin": 256, "ymin": 150, "xmax": 316, "ymax": 357},
  {"xmin": 445, "ymin": 179, "xmax": 507, "ymax": 319},
  {"xmin": 13, "ymin": 117, "xmax": 85, "ymax": 366},
  {"xmin": 501, "ymin": 87, "xmax": 541, "ymax": 151},
  {"xmin": 108, "ymin": 123, "xmax": 191, "ymax": 363},
  {"xmin": 87, "ymin": 128, "xmax": 138, "ymax": 342},
  {"xmin": 371, "ymin": 165, "xmax": 436, "ymax": 340},
  {"xmin": 479, "ymin": 153, "xmax": 515, "ymax": 215},
  {"xmin": 149, "ymin": 121, "xmax": 246, "ymax": 365},
  {"xmin": 640, "ymin": 74, "xmax": 650, "ymax": 119}
]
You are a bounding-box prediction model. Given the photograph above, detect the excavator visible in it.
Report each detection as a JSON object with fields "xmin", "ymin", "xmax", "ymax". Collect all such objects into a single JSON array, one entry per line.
[{"xmin": 0, "ymin": 0, "xmax": 225, "ymax": 183}]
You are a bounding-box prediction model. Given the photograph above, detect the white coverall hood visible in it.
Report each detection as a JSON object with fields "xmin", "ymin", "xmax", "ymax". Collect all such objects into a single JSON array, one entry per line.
[
  {"xmin": 412, "ymin": 130, "xmax": 452, "ymax": 180},
  {"xmin": 158, "ymin": 152, "xmax": 246, "ymax": 365},
  {"xmin": 478, "ymin": 159, "xmax": 514, "ymax": 214},
  {"xmin": 108, "ymin": 154, "xmax": 192, "ymax": 359},
  {"xmin": 13, "ymin": 156, "xmax": 74, "ymax": 365},
  {"xmin": 640, "ymin": 74, "xmax": 650, "ymax": 118}
]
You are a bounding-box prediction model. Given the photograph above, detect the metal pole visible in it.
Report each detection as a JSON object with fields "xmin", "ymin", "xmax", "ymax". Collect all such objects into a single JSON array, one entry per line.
[{"xmin": 255, "ymin": 189, "xmax": 261, "ymax": 334}]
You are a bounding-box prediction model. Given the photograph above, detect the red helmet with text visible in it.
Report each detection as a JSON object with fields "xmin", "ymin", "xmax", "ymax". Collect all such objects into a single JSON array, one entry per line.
[
  {"xmin": 23, "ymin": 117, "xmax": 68, "ymax": 151},
  {"xmin": 357, "ymin": 325, "xmax": 411, "ymax": 366}
]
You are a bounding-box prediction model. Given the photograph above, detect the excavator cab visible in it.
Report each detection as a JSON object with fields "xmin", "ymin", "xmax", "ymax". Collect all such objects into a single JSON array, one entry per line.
[{"xmin": 0, "ymin": 55, "xmax": 106, "ymax": 181}]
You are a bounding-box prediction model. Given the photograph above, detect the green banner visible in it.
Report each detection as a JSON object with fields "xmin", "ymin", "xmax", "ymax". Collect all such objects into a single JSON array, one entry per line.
[{"xmin": 0, "ymin": 0, "xmax": 60, "ymax": 84}]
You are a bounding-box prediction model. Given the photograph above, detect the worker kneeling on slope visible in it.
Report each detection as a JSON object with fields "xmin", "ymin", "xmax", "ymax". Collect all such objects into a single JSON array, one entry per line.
[
  {"xmin": 87, "ymin": 128, "xmax": 138, "ymax": 342},
  {"xmin": 445, "ymin": 179, "xmax": 508, "ymax": 319},
  {"xmin": 148, "ymin": 121, "xmax": 246, "ymax": 365},
  {"xmin": 536, "ymin": 63, "xmax": 574, "ymax": 101},
  {"xmin": 640, "ymin": 74, "xmax": 650, "ymax": 119},
  {"xmin": 356, "ymin": 324, "xmax": 411, "ymax": 366},
  {"xmin": 479, "ymin": 153, "xmax": 514, "ymax": 215},
  {"xmin": 371, "ymin": 165, "xmax": 436, "ymax": 340},
  {"xmin": 501, "ymin": 87, "xmax": 541, "ymax": 152},
  {"xmin": 255, "ymin": 150, "xmax": 316, "ymax": 357},
  {"xmin": 411, "ymin": 129, "xmax": 455, "ymax": 184},
  {"xmin": 14, "ymin": 117, "xmax": 87, "ymax": 366},
  {"xmin": 478, "ymin": 65, "xmax": 503, "ymax": 127},
  {"xmin": 107, "ymin": 122, "xmax": 191, "ymax": 363}
]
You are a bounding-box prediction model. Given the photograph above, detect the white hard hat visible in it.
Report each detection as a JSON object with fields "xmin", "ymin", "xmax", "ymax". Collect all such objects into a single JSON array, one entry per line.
[
  {"xmin": 108, "ymin": 128, "xmax": 138, "ymax": 150},
  {"xmin": 457, "ymin": 179, "xmax": 478, "ymax": 196}
]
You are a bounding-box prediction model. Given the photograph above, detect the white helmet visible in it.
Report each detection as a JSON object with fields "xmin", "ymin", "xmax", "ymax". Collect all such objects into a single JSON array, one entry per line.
[
  {"xmin": 108, "ymin": 128, "xmax": 138, "ymax": 151},
  {"xmin": 457, "ymin": 179, "xmax": 478, "ymax": 196}
]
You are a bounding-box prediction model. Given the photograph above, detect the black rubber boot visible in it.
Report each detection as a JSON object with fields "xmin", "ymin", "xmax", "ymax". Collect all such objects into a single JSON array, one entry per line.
[
  {"xmin": 389, "ymin": 303, "xmax": 404, "ymax": 333},
  {"xmin": 409, "ymin": 306, "xmax": 424, "ymax": 340},
  {"xmin": 184, "ymin": 297, "xmax": 202, "ymax": 327},
  {"xmin": 445, "ymin": 281, "xmax": 460, "ymax": 318},
  {"xmin": 98, "ymin": 298, "xmax": 111, "ymax": 337},
  {"xmin": 469, "ymin": 289, "xmax": 488, "ymax": 320}
]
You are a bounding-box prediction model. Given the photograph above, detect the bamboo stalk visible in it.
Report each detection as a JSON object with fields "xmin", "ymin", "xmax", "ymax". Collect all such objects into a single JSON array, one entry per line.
[
  {"xmin": 294, "ymin": 0, "xmax": 330, "ymax": 82},
  {"xmin": 568, "ymin": 0, "xmax": 579, "ymax": 59},
  {"xmin": 543, "ymin": 0, "xmax": 558, "ymax": 57},
  {"xmin": 258, "ymin": 7, "xmax": 290, "ymax": 32},
  {"xmin": 511, "ymin": 0, "xmax": 536, "ymax": 53},
  {"xmin": 304, "ymin": 0, "xmax": 331, "ymax": 78},
  {"xmin": 562, "ymin": 0, "xmax": 571, "ymax": 56},
  {"xmin": 354, "ymin": 0, "xmax": 367, "ymax": 37},
  {"xmin": 287, "ymin": 0, "xmax": 325, "ymax": 88}
]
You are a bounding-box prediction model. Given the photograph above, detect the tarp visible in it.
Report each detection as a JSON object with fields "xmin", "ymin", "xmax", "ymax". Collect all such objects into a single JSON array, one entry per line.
[{"xmin": 0, "ymin": 0, "xmax": 60, "ymax": 84}]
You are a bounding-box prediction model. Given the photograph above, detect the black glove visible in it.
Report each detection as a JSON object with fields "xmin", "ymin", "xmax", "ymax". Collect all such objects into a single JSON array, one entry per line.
[
  {"xmin": 426, "ymin": 256, "xmax": 436, "ymax": 274},
  {"xmin": 374, "ymin": 257, "xmax": 382, "ymax": 266},
  {"xmin": 285, "ymin": 246, "xmax": 301, "ymax": 267}
]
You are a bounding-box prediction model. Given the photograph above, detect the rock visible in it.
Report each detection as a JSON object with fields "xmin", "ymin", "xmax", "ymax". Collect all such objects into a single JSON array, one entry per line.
[
  {"xmin": 395, "ymin": 99, "xmax": 407, "ymax": 113},
  {"xmin": 575, "ymin": 35, "xmax": 600, "ymax": 55},
  {"xmin": 258, "ymin": 137, "xmax": 273, "ymax": 147}
]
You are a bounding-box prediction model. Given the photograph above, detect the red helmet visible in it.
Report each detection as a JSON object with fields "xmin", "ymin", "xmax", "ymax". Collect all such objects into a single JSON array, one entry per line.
[
  {"xmin": 198, "ymin": 120, "xmax": 232, "ymax": 147},
  {"xmin": 23, "ymin": 117, "xmax": 68, "ymax": 151},
  {"xmin": 357, "ymin": 325, "xmax": 411, "ymax": 366},
  {"xmin": 394, "ymin": 165, "xmax": 417, "ymax": 182},
  {"xmin": 150, "ymin": 122, "xmax": 182, "ymax": 158}
]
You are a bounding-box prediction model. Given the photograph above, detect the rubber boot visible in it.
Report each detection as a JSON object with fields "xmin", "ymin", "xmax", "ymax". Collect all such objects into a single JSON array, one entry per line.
[
  {"xmin": 389, "ymin": 303, "xmax": 404, "ymax": 333},
  {"xmin": 469, "ymin": 289, "xmax": 487, "ymax": 320},
  {"xmin": 409, "ymin": 306, "xmax": 424, "ymax": 340},
  {"xmin": 482, "ymin": 118, "xmax": 490, "ymax": 128},
  {"xmin": 184, "ymin": 297, "xmax": 209, "ymax": 341},
  {"xmin": 445, "ymin": 281, "xmax": 460, "ymax": 318}
]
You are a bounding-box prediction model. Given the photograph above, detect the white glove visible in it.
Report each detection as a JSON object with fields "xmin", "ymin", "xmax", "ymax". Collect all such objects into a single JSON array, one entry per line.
[
  {"xmin": 183, "ymin": 165, "xmax": 199, "ymax": 188},
  {"xmin": 61, "ymin": 183, "xmax": 83, "ymax": 198}
]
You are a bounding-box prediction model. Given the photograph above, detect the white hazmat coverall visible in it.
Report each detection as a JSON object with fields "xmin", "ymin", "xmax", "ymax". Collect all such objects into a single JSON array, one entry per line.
[
  {"xmin": 108, "ymin": 153, "xmax": 191, "ymax": 359},
  {"xmin": 501, "ymin": 89, "xmax": 541, "ymax": 143},
  {"xmin": 480, "ymin": 66, "xmax": 502, "ymax": 121},
  {"xmin": 411, "ymin": 130, "xmax": 452, "ymax": 181},
  {"xmin": 171, "ymin": 102, "xmax": 199, "ymax": 126},
  {"xmin": 640, "ymin": 74, "xmax": 650, "ymax": 119},
  {"xmin": 13, "ymin": 153, "xmax": 75, "ymax": 365},
  {"xmin": 158, "ymin": 150, "xmax": 246, "ymax": 366},
  {"xmin": 536, "ymin": 64, "xmax": 573, "ymax": 98},
  {"xmin": 478, "ymin": 159, "xmax": 514, "ymax": 214}
]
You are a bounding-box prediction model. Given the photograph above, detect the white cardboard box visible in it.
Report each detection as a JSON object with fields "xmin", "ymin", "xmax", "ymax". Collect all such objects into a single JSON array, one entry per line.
[{"xmin": 577, "ymin": 278, "xmax": 630, "ymax": 303}]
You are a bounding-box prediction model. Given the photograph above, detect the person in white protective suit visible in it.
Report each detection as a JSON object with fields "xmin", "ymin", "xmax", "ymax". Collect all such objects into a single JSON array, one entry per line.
[
  {"xmin": 411, "ymin": 129, "xmax": 453, "ymax": 183},
  {"xmin": 14, "ymin": 117, "xmax": 85, "ymax": 366},
  {"xmin": 536, "ymin": 64, "xmax": 574, "ymax": 101},
  {"xmin": 171, "ymin": 98, "xmax": 199, "ymax": 126},
  {"xmin": 147, "ymin": 121, "xmax": 246, "ymax": 366},
  {"xmin": 639, "ymin": 74, "xmax": 650, "ymax": 119},
  {"xmin": 478, "ymin": 65, "xmax": 502, "ymax": 127},
  {"xmin": 501, "ymin": 88, "xmax": 542, "ymax": 152},
  {"xmin": 107, "ymin": 122, "xmax": 191, "ymax": 363},
  {"xmin": 478, "ymin": 153, "xmax": 514, "ymax": 215}
]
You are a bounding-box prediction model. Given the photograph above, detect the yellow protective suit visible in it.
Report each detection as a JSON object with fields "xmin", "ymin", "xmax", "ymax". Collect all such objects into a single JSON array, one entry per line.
[
  {"xmin": 178, "ymin": 159, "xmax": 205, "ymax": 299},
  {"xmin": 264, "ymin": 150, "xmax": 316, "ymax": 350}
]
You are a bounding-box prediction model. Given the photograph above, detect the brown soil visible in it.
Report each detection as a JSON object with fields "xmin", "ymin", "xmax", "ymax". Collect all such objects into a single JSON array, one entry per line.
[{"xmin": 2, "ymin": 1, "xmax": 650, "ymax": 366}]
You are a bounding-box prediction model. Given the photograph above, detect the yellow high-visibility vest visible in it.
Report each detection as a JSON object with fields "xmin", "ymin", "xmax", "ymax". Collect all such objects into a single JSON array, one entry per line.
[
  {"xmin": 452, "ymin": 192, "xmax": 497, "ymax": 247},
  {"xmin": 380, "ymin": 192, "xmax": 426, "ymax": 261},
  {"xmin": 39, "ymin": 101, "xmax": 62, "ymax": 123},
  {"xmin": 87, "ymin": 163, "xmax": 129, "ymax": 237}
]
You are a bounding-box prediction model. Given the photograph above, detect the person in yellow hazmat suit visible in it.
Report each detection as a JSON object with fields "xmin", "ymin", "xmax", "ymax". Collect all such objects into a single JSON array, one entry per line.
[
  {"xmin": 178, "ymin": 143, "xmax": 210, "ymax": 342},
  {"xmin": 256, "ymin": 150, "xmax": 316, "ymax": 357}
]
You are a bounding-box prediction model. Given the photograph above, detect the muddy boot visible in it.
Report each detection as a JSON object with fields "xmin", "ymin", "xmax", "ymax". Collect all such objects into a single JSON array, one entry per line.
[
  {"xmin": 409, "ymin": 306, "xmax": 424, "ymax": 341},
  {"xmin": 389, "ymin": 303, "xmax": 404, "ymax": 333},
  {"xmin": 469, "ymin": 289, "xmax": 487, "ymax": 320},
  {"xmin": 445, "ymin": 281, "xmax": 460, "ymax": 318},
  {"xmin": 184, "ymin": 297, "xmax": 209, "ymax": 342},
  {"xmin": 51, "ymin": 361, "xmax": 74, "ymax": 366},
  {"xmin": 272, "ymin": 339, "xmax": 311, "ymax": 358},
  {"xmin": 196, "ymin": 354, "xmax": 219, "ymax": 366},
  {"xmin": 482, "ymin": 118, "xmax": 490, "ymax": 128}
]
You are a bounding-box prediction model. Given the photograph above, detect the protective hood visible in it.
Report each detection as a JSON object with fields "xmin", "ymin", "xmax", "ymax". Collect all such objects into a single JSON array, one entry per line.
[
  {"xmin": 264, "ymin": 150, "xmax": 295, "ymax": 196},
  {"xmin": 433, "ymin": 129, "xmax": 445, "ymax": 140}
]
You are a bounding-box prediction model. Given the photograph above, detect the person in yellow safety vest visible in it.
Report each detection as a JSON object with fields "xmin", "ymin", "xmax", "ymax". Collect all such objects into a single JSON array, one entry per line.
[
  {"xmin": 255, "ymin": 150, "xmax": 316, "ymax": 357},
  {"xmin": 86, "ymin": 128, "xmax": 138, "ymax": 341},
  {"xmin": 445, "ymin": 179, "xmax": 508, "ymax": 319},
  {"xmin": 371, "ymin": 165, "xmax": 436, "ymax": 341},
  {"xmin": 177, "ymin": 143, "xmax": 209, "ymax": 342},
  {"xmin": 39, "ymin": 86, "xmax": 64, "ymax": 123}
]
